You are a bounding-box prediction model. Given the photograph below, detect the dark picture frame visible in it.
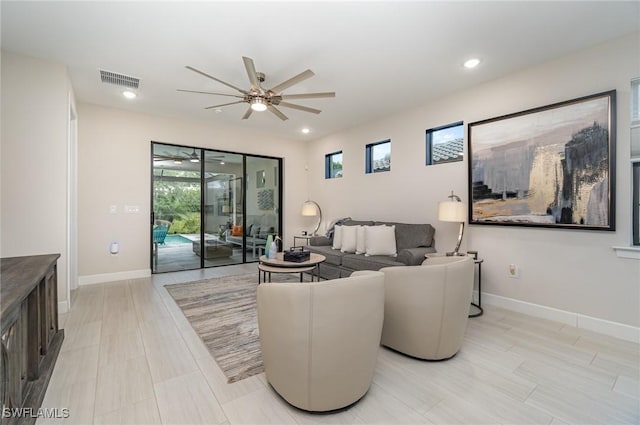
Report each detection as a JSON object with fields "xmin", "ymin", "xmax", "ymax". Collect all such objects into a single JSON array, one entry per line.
[{"xmin": 468, "ymin": 90, "xmax": 616, "ymax": 230}]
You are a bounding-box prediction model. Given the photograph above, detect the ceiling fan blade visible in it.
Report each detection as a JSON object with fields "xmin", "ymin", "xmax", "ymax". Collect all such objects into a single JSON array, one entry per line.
[
  {"xmin": 241, "ymin": 107, "xmax": 253, "ymax": 120},
  {"xmin": 186, "ymin": 66, "xmax": 249, "ymax": 95},
  {"xmin": 242, "ymin": 56, "xmax": 260, "ymax": 90},
  {"xmin": 278, "ymin": 101, "xmax": 321, "ymax": 114},
  {"xmin": 267, "ymin": 105, "xmax": 288, "ymax": 121},
  {"xmin": 269, "ymin": 69, "xmax": 315, "ymax": 94},
  {"xmin": 280, "ymin": 92, "xmax": 336, "ymax": 100},
  {"xmin": 177, "ymin": 89, "xmax": 244, "ymax": 98},
  {"xmin": 204, "ymin": 101, "xmax": 245, "ymax": 109}
]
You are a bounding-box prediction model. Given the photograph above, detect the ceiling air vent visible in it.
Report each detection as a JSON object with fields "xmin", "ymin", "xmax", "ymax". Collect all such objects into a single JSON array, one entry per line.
[{"xmin": 99, "ymin": 69, "xmax": 140, "ymax": 89}]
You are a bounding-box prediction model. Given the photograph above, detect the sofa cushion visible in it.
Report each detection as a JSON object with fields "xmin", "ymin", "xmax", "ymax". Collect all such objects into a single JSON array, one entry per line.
[
  {"xmin": 365, "ymin": 225, "xmax": 397, "ymax": 256},
  {"xmin": 309, "ymin": 236, "xmax": 332, "ymax": 246},
  {"xmin": 343, "ymin": 220, "xmax": 375, "ymax": 227},
  {"xmin": 397, "ymin": 247, "xmax": 437, "ymax": 266},
  {"xmin": 376, "ymin": 222, "xmax": 435, "ymax": 250},
  {"xmin": 341, "ymin": 225, "xmax": 358, "ymax": 253},
  {"xmin": 332, "ymin": 225, "xmax": 344, "ymax": 250},
  {"xmin": 356, "ymin": 226, "xmax": 366, "ymax": 254},
  {"xmin": 306, "ymin": 245, "xmax": 346, "ymax": 266},
  {"xmin": 342, "ymin": 254, "xmax": 404, "ymax": 271},
  {"xmin": 231, "ymin": 225, "xmax": 243, "ymax": 236}
]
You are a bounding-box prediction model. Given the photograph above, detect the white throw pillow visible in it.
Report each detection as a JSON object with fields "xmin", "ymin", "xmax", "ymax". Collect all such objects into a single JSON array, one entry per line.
[
  {"xmin": 341, "ymin": 225, "xmax": 358, "ymax": 253},
  {"xmin": 356, "ymin": 225, "xmax": 366, "ymax": 254},
  {"xmin": 332, "ymin": 225, "xmax": 343, "ymax": 250},
  {"xmin": 365, "ymin": 225, "xmax": 397, "ymax": 256}
]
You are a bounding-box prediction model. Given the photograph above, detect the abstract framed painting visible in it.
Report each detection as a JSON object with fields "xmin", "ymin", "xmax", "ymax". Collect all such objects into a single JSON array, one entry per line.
[{"xmin": 468, "ymin": 90, "xmax": 616, "ymax": 230}]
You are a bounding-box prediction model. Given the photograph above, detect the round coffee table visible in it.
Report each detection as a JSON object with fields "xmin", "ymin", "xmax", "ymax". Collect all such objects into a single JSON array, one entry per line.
[{"xmin": 258, "ymin": 252, "xmax": 326, "ymax": 283}]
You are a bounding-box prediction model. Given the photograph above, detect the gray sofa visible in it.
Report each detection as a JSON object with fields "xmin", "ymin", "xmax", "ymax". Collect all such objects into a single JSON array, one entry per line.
[
  {"xmin": 306, "ymin": 220, "xmax": 436, "ymax": 280},
  {"xmin": 225, "ymin": 223, "xmax": 273, "ymax": 258}
]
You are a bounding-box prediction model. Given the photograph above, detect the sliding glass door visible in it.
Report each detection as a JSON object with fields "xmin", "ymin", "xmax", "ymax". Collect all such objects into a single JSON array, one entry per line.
[
  {"xmin": 151, "ymin": 142, "xmax": 282, "ymax": 273},
  {"xmin": 202, "ymin": 151, "xmax": 243, "ymax": 267},
  {"xmin": 152, "ymin": 143, "xmax": 201, "ymax": 272},
  {"xmin": 245, "ymin": 156, "xmax": 281, "ymax": 257}
]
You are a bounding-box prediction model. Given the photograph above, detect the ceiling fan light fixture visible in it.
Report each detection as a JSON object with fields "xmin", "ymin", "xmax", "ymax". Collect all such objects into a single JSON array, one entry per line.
[
  {"xmin": 180, "ymin": 57, "xmax": 335, "ymax": 121},
  {"xmin": 250, "ymin": 97, "xmax": 267, "ymax": 112}
]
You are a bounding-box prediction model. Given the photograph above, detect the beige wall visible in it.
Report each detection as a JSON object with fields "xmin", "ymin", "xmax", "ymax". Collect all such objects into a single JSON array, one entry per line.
[
  {"xmin": 1, "ymin": 50, "xmax": 74, "ymax": 310},
  {"xmin": 3, "ymin": 34, "xmax": 638, "ymax": 329},
  {"xmin": 307, "ymin": 33, "xmax": 640, "ymax": 327},
  {"xmin": 77, "ymin": 104, "xmax": 308, "ymax": 277}
]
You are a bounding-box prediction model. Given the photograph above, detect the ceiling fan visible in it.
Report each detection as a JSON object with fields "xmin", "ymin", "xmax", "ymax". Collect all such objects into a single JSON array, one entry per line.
[
  {"xmin": 153, "ymin": 148, "xmax": 224, "ymax": 164},
  {"xmin": 178, "ymin": 56, "xmax": 335, "ymax": 121}
]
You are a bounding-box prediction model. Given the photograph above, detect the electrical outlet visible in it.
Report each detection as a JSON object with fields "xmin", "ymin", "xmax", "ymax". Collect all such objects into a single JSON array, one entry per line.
[{"xmin": 508, "ymin": 264, "xmax": 520, "ymax": 279}]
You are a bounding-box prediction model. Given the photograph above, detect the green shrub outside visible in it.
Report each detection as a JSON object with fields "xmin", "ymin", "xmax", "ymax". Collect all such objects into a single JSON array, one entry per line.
[{"xmin": 168, "ymin": 212, "xmax": 201, "ymax": 234}]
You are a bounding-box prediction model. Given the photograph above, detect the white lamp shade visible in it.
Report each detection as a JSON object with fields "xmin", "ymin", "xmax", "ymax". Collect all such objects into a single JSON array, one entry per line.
[
  {"xmin": 301, "ymin": 202, "xmax": 318, "ymax": 216},
  {"xmin": 438, "ymin": 200, "xmax": 466, "ymax": 222}
]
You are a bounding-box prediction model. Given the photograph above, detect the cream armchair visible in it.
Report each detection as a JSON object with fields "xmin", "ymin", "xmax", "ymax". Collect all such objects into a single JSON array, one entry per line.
[
  {"xmin": 380, "ymin": 255, "xmax": 474, "ymax": 360},
  {"xmin": 257, "ymin": 270, "xmax": 384, "ymax": 412}
]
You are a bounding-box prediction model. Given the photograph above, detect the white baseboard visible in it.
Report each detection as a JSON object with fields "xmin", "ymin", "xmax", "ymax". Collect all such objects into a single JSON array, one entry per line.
[
  {"xmin": 480, "ymin": 291, "xmax": 640, "ymax": 343},
  {"xmin": 78, "ymin": 269, "xmax": 151, "ymax": 286},
  {"xmin": 58, "ymin": 300, "xmax": 69, "ymax": 314}
]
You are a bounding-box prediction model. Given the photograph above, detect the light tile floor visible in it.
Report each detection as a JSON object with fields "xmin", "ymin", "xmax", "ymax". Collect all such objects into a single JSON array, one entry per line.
[{"xmin": 38, "ymin": 264, "xmax": 639, "ymax": 424}]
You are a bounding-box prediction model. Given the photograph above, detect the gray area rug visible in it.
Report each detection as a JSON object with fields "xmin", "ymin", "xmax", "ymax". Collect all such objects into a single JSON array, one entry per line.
[{"xmin": 165, "ymin": 272, "xmax": 305, "ymax": 383}]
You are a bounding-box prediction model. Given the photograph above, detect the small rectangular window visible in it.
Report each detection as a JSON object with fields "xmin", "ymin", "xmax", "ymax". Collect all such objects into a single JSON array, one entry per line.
[
  {"xmin": 426, "ymin": 122, "xmax": 464, "ymax": 165},
  {"xmin": 325, "ymin": 151, "xmax": 343, "ymax": 179},
  {"xmin": 366, "ymin": 140, "xmax": 391, "ymax": 173}
]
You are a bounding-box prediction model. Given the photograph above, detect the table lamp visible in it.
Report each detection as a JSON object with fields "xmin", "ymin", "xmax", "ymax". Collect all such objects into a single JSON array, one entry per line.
[{"xmin": 438, "ymin": 190, "xmax": 467, "ymax": 256}]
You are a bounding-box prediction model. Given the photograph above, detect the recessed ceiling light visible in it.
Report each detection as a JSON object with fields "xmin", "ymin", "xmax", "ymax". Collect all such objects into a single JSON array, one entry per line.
[
  {"xmin": 122, "ymin": 90, "xmax": 137, "ymax": 99},
  {"xmin": 214, "ymin": 108, "xmax": 222, "ymax": 113},
  {"xmin": 301, "ymin": 128, "xmax": 310, "ymax": 134},
  {"xmin": 463, "ymin": 58, "xmax": 480, "ymax": 69}
]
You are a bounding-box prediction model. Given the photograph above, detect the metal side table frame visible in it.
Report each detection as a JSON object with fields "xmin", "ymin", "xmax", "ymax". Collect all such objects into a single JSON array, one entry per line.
[{"xmin": 469, "ymin": 258, "xmax": 484, "ymax": 317}]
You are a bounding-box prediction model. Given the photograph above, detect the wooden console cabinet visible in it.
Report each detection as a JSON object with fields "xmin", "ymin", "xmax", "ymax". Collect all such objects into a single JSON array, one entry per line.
[{"xmin": 1, "ymin": 255, "xmax": 64, "ymax": 425}]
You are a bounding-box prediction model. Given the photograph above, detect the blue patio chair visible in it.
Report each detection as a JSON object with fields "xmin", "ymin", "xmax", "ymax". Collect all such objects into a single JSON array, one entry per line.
[
  {"xmin": 152, "ymin": 225, "xmax": 169, "ymax": 270},
  {"xmin": 153, "ymin": 225, "xmax": 168, "ymax": 245}
]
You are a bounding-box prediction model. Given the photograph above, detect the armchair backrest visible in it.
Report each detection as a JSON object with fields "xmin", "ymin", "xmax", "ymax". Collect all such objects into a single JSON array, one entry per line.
[
  {"xmin": 257, "ymin": 270, "xmax": 384, "ymax": 411},
  {"xmin": 380, "ymin": 256, "xmax": 474, "ymax": 360}
]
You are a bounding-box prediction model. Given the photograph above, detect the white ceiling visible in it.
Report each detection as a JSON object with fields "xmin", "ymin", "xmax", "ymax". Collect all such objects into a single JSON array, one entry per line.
[{"xmin": 2, "ymin": 1, "xmax": 638, "ymax": 141}]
